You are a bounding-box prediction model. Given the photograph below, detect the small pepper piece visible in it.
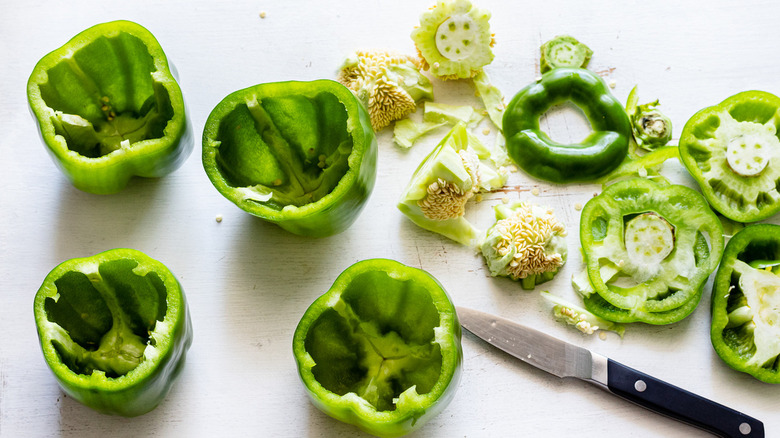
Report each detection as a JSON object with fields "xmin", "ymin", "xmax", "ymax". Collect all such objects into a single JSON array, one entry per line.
[
  {"xmin": 679, "ymin": 90, "xmax": 780, "ymax": 222},
  {"xmin": 711, "ymin": 224, "xmax": 780, "ymax": 383},
  {"xmin": 33, "ymin": 248, "xmax": 192, "ymax": 416},
  {"xmin": 502, "ymin": 68, "xmax": 632, "ymax": 183},
  {"xmin": 27, "ymin": 20, "xmax": 192, "ymax": 194},
  {"xmin": 540, "ymin": 291, "xmax": 625, "ymax": 337},
  {"xmin": 578, "ymin": 178, "xmax": 724, "ymax": 324},
  {"xmin": 539, "ymin": 35, "xmax": 593, "ymax": 73},
  {"xmin": 202, "ymin": 80, "xmax": 377, "ymax": 237},
  {"xmin": 292, "ymin": 259, "xmax": 462, "ymax": 437}
]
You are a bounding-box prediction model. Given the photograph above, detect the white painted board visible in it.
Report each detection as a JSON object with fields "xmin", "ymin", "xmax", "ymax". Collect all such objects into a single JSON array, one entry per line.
[{"xmin": 1, "ymin": 1, "xmax": 779, "ymax": 437}]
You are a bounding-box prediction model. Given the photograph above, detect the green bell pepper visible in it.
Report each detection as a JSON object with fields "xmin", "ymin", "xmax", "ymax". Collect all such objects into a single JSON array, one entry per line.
[
  {"xmin": 679, "ymin": 90, "xmax": 780, "ymax": 222},
  {"xmin": 27, "ymin": 20, "xmax": 191, "ymax": 194},
  {"xmin": 503, "ymin": 67, "xmax": 631, "ymax": 183},
  {"xmin": 711, "ymin": 224, "xmax": 780, "ymax": 383},
  {"xmin": 578, "ymin": 178, "xmax": 724, "ymax": 324},
  {"xmin": 202, "ymin": 80, "xmax": 377, "ymax": 237},
  {"xmin": 33, "ymin": 248, "xmax": 192, "ymax": 416},
  {"xmin": 292, "ymin": 259, "xmax": 462, "ymax": 437}
]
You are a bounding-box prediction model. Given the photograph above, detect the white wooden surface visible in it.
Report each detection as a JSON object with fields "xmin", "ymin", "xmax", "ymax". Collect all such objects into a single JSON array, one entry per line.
[{"xmin": 2, "ymin": 1, "xmax": 779, "ymax": 437}]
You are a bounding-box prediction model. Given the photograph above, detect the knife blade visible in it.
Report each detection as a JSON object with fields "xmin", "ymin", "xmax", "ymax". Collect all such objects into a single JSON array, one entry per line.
[{"xmin": 456, "ymin": 306, "xmax": 764, "ymax": 438}]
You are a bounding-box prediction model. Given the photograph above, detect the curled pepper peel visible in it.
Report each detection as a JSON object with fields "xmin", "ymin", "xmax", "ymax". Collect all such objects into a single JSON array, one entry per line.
[
  {"xmin": 202, "ymin": 80, "xmax": 377, "ymax": 237},
  {"xmin": 27, "ymin": 20, "xmax": 192, "ymax": 194},
  {"xmin": 502, "ymin": 67, "xmax": 631, "ymax": 183},
  {"xmin": 33, "ymin": 248, "xmax": 192, "ymax": 417},
  {"xmin": 292, "ymin": 259, "xmax": 462, "ymax": 437}
]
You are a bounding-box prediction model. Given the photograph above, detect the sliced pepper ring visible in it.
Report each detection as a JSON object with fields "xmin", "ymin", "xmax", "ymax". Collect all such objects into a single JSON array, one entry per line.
[
  {"xmin": 711, "ymin": 224, "xmax": 780, "ymax": 383},
  {"xmin": 579, "ymin": 179, "xmax": 724, "ymax": 324},
  {"xmin": 292, "ymin": 259, "xmax": 462, "ymax": 438},
  {"xmin": 679, "ymin": 90, "xmax": 780, "ymax": 222},
  {"xmin": 202, "ymin": 80, "xmax": 377, "ymax": 237},
  {"xmin": 33, "ymin": 248, "xmax": 192, "ymax": 416},
  {"xmin": 27, "ymin": 20, "xmax": 192, "ymax": 194},
  {"xmin": 502, "ymin": 67, "xmax": 631, "ymax": 183}
]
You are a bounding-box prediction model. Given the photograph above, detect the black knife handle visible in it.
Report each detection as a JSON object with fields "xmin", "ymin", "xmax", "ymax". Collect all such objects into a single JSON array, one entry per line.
[{"xmin": 607, "ymin": 359, "xmax": 764, "ymax": 438}]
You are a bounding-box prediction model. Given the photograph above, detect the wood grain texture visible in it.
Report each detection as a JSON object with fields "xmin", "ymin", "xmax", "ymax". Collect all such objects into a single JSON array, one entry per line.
[{"xmin": 2, "ymin": 0, "xmax": 779, "ymax": 436}]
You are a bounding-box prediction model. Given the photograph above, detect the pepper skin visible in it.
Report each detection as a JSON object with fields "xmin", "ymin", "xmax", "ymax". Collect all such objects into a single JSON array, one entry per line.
[
  {"xmin": 711, "ymin": 224, "xmax": 780, "ymax": 383},
  {"xmin": 579, "ymin": 178, "xmax": 724, "ymax": 324},
  {"xmin": 503, "ymin": 67, "xmax": 631, "ymax": 183},
  {"xmin": 679, "ymin": 91, "xmax": 780, "ymax": 222},
  {"xmin": 33, "ymin": 248, "xmax": 192, "ymax": 416},
  {"xmin": 292, "ymin": 259, "xmax": 462, "ymax": 437},
  {"xmin": 27, "ymin": 21, "xmax": 191, "ymax": 194},
  {"xmin": 202, "ymin": 80, "xmax": 377, "ymax": 237}
]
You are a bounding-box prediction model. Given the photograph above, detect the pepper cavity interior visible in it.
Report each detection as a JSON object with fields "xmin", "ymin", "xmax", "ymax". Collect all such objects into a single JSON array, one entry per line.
[
  {"xmin": 213, "ymin": 92, "xmax": 352, "ymax": 209},
  {"xmin": 722, "ymin": 242, "xmax": 780, "ymax": 370},
  {"xmin": 44, "ymin": 258, "xmax": 167, "ymax": 378},
  {"xmin": 304, "ymin": 270, "xmax": 443, "ymax": 412},
  {"xmin": 36, "ymin": 32, "xmax": 174, "ymax": 158}
]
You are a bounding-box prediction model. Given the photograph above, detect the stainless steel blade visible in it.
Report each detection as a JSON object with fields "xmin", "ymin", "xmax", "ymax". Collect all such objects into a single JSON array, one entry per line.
[{"xmin": 457, "ymin": 306, "xmax": 607, "ymax": 386}]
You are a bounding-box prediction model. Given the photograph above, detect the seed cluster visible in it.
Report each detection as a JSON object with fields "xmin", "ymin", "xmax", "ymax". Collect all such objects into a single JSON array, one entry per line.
[
  {"xmin": 492, "ymin": 203, "xmax": 566, "ymax": 279},
  {"xmin": 337, "ymin": 50, "xmax": 424, "ymax": 131},
  {"xmin": 418, "ymin": 149, "xmax": 481, "ymax": 221}
]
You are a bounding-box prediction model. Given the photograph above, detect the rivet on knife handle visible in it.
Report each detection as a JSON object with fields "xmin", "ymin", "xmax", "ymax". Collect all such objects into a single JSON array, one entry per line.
[{"xmin": 606, "ymin": 359, "xmax": 764, "ymax": 438}]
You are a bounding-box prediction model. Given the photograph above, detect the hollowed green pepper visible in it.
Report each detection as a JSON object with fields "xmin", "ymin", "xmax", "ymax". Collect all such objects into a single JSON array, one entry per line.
[
  {"xmin": 27, "ymin": 20, "xmax": 191, "ymax": 194},
  {"xmin": 202, "ymin": 80, "xmax": 377, "ymax": 237},
  {"xmin": 292, "ymin": 259, "xmax": 462, "ymax": 437},
  {"xmin": 33, "ymin": 248, "xmax": 192, "ymax": 416},
  {"xmin": 578, "ymin": 179, "xmax": 724, "ymax": 324},
  {"xmin": 711, "ymin": 224, "xmax": 780, "ymax": 383},
  {"xmin": 503, "ymin": 67, "xmax": 631, "ymax": 183},
  {"xmin": 679, "ymin": 91, "xmax": 780, "ymax": 222}
]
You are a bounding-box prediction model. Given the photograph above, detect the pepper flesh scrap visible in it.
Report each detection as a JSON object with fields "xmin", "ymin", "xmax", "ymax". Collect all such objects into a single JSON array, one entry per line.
[
  {"xmin": 541, "ymin": 291, "xmax": 625, "ymax": 337},
  {"xmin": 398, "ymin": 123, "xmax": 508, "ymax": 246},
  {"xmin": 337, "ymin": 50, "xmax": 433, "ymax": 131}
]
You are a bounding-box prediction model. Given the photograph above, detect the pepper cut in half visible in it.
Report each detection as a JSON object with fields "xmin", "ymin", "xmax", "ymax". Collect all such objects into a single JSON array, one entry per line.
[
  {"xmin": 679, "ymin": 90, "xmax": 780, "ymax": 222},
  {"xmin": 711, "ymin": 224, "xmax": 780, "ymax": 383},
  {"xmin": 33, "ymin": 248, "xmax": 192, "ymax": 416},
  {"xmin": 503, "ymin": 68, "xmax": 632, "ymax": 183},
  {"xmin": 202, "ymin": 80, "xmax": 377, "ymax": 237},
  {"xmin": 578, "ymin": 178, "xmax": 724, "ymax": 324},
  {"xmin": 27, "ymin": 20, "xmax": 191, "ymax": 194},
  {"xmin": 292, "ymin": 259, "xmax": 462, "ymax": 438}
]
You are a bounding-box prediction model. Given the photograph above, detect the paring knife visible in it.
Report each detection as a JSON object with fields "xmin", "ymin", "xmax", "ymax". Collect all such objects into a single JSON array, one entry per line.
[{"xmin": 457, "ymin": 306, "xmax": 764, "ymax": 438}]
